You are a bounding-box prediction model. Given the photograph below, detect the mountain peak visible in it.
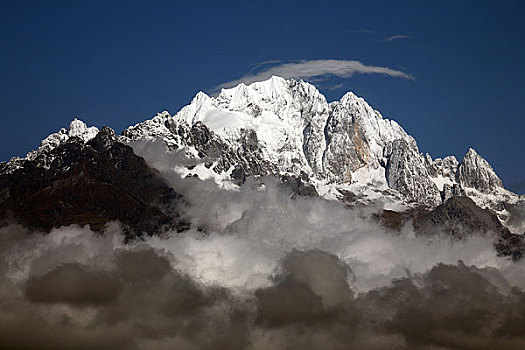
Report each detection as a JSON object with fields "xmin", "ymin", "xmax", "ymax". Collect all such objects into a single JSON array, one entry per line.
[
  {"xmin": 68, "ymin": 118, "xmax": 89, "ymax": 137},
  {"xmin": 340, "ymin": 91, "xmax": 360, "ymax": 104},
  {"xmin": 218, "ymin": 75, "xmax": 290, "ymax": 101},
  {"xmin": 2, "ymin": 77, "xmax": 522, "ymax": 237},
  {"xmin": 65, "ymin": 118, "xmax": 99, "ymax": 142},
  {"xmin": 252, "ymin": 75, "xmax": 287, "ymax": 89},
  {"xmin": 458, "ymin": 147, "xmax": 503, "ymax": 193},
  {"xmin": 193, "ymin": 91, "xmax": 211, "ymax": 103},
  {"xmin": 465, "ymin": 147, "xmax": 479, "ymax": 157}
]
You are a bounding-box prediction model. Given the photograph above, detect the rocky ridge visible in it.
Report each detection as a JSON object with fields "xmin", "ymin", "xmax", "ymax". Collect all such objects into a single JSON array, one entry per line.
[
  {"xmin": 1, "ymin": 77, "xmax": 523, "ymax": 240},
  {"xmin": 0, "ymin": 124, "xmax": 188, "ymax": 236},
  {"xmin": 120, "ymin": 76, "xmax": 523, "ymax": 232}
]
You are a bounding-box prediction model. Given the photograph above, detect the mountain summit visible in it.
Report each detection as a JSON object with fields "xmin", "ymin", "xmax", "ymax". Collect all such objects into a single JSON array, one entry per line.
[
  {"xmin": 121, "ymin": 76, "xmax": 522, "ymax": 231},
  {"xmin": 1, "ymin": 76, "xmax": 523, "ymax": 241}
]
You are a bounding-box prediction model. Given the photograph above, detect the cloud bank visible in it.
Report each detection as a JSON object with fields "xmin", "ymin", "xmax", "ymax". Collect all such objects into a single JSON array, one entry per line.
[
  {"xmin": 2, "ymin": 142, "xmax": 525, "ymax": 349},
  {"xmin": 215, "ymin": 59, "xmax": 414, "ymax": 91}
]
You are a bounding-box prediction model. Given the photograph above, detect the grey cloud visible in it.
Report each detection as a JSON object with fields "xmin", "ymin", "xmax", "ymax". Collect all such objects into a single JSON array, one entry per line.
[
  {"xmin": 5, "ymin": 228, "xmax": 250, "ymax": 349},
  {"xmin": 2, "ymin": 220, "xmax": 525, "ymax": 349},
  {"xmin": 3, "ymin": 141, "xmax": 525, "ymax": 349},
  {"xmin": 25, "ymin": 263, "xmax": 120, "ymax": 305},
  {"xmin": 365, "ymin": 262, "xmax": 525, "ymax": 350}
]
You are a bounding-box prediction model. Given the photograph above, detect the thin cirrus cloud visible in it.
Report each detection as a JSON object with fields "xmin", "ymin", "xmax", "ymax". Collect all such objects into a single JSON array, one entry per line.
[
  {"xmin": 214, "ymin": 59, "xmax": 414, "ymax": 91},
  {"xmin": 385, "ymin": 35, "xmax": 410, "ymax": 41}
]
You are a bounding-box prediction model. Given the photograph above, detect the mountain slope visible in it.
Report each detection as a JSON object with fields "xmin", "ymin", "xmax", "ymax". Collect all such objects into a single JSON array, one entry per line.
[
  {"xmin": 1, "ymin": 76, "xmax": 523, "ymax": 238},
  {"xmin": 121, "ymin": 76, "xmax": 523, "ymax": 231},
  {"xmin": 0, "ymin": 124, "xmax": 189, "ymax": 236}
]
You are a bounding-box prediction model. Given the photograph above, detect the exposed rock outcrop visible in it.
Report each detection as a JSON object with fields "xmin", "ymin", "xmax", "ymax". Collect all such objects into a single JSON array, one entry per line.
[
  {"xmin": 415, "ymin": 196, "xmax": 524, "ymax": 260},
  {"xmin": 384, "ymin": 139, "xmax": 441, "ymax": 206},
  {"xmin": 457, "ymin": 148, "xmax": 503, "ymax": 193},
  {"xmin": 117, "ymin": 76, "xmax": 522, "ymax": 234},
  {"xmin": 1, "ymin": 76, "xmax": 523, "ymax": 258},
  {"xmin": 0, "ymin": 124, "xmax": 189, "ymax": 237}
]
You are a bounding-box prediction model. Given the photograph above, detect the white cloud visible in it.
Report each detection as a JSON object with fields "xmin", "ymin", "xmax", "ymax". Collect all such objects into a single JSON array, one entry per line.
[
  {"xmin": 385, "ymin": 35, "xmax": 410, "ymax": 42},
  {"xmin": 214, "ymin": 59, "xmax": 414, "ymax": 91}
]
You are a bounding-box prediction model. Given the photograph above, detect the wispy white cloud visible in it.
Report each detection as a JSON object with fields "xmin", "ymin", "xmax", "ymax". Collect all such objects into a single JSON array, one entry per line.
[
  {"xmin": 214, "ymin": 59, "xmax": 414, "ymax": 91},
  {"xmin": 248, "ymin": 59, "xmax": 282, "ymax": 71},
  {"xmin": 385, "ymin": 35, "xmax": 410, "ymax": 42}
]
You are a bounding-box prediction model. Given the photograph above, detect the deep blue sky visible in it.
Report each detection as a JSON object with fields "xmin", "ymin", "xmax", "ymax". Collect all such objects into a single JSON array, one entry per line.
[{"xmin": 1, "ymin": 0, "xmax": 524, "ymax": 192}]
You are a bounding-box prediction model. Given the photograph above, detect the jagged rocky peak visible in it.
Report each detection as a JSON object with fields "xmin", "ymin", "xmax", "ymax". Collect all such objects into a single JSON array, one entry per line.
[
  {"xmin": 120, "ymin": 76, "xmax": 520, "ymax": 214},
  {"xmin": 1, "ymin": 76, "xmax": 522, "ymax": 240},
  {"xmin": 173, "ymin": 76, "xmax": 418, "ymax": 181},
  {"xmin": 457, "ymin": 148, "xmax": 503, "ymax": 193},
  {"xmin": 67, "ymin": 118, "xmax": 99, "ymax": 139},
  {"xmin": 323, "ymin": 90, "xmax": 418, "ymax": 181},
  {"xmin": 425, "ymin": 154, "xmax": 459, "ymax": 180},
  {"xmin": 121, "ymin": 76, "xmax": 450, "ymax": 206},
  {"xmin": 89, "ymin": 126, "xmax": 117, "ymax": 150},
  {"xmin": 37, "ymin": 118, "xmax": 99, "ymax": 154},
  {"xmin": 0, "ymin": 123, "xmax": 188, "ymax": 236},
  {"xmin": 0, "ymin": 118, "xmax": 99, "ymax": 174},
  {"xmin": 170, "ymin": 76, "xmax": 332, "ymax": 176},
  {"xmin": 425, "ymin": 147, "xmax": 503, "ymax": 196},
  {"xmin": 383, "ymin": 138, "xmax": 441, "ymax": 206}
]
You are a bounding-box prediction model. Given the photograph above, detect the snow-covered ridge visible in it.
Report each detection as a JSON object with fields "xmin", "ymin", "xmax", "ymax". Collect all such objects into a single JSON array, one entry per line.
[
  {"xmin": 3, "ymin": 76, "xmax": 522, "ymax": 232},
  {"xmin": 173, "ymin": 76, "xmax": 418, "ymax": 182},
  {"xmin": 36, "ymin": 118, "xmax": 99, "ymax": 155},
  {"xmin": 122, "ymin": 76, "xmax": 522, "ymax": 226},
  {"xmin": 1, "ymin": 118, "xmax": 98, "ymax": 173}
]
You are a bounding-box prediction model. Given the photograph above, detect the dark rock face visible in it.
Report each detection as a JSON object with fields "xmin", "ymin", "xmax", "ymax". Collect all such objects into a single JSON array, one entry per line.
[
  {"xmin": 375, "ymin": 196, "xmax": 524, "ymax": 260},
  {"xmin": 0, "ymin": 127, "xmax": 189, "ymax": 237},
  {"xmin": 375, "ymin": 209, "xmax": 422, "ymax": 231},
  {"xmin": 122, "ymin": 117, "xmax": 279, "ymax": 185},
  {"xmin": 177, "ymin": 122, "xmax": 277, "ymax": 183},
  {"xmin": 416, "ymin": 196, "xmax": 504, "ymax": 238},
  {"xmin": 441, "ymin": 183, "xmax": 465, "ymax": 202},
  {"xmin": 280, "ymin": 172, "xmax": 318, "ymax": 198},
  {"xmin": 231, "ymin": 165, "xmax": 247, "ymax": 186},
  {"xmin": 415, "ymin": 196, "xmax": 524, "ymax": 260},
  {"xmin": 336, "ymin": 189, "xmax": 358, "ymax": 206}
]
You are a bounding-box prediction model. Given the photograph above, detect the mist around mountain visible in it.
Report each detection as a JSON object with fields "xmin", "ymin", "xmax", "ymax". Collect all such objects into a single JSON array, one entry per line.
[{"xmin": 1, "ymin": 77, "xmax": 525, "ymax": 349}]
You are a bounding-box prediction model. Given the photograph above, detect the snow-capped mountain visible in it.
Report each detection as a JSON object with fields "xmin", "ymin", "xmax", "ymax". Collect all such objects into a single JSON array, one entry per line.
[
  {"xmin": 2, "ymin": 76, "xmax": 523, "ymax": 235},
  {"xmin": 124, "ymin": 77, "xmax": 429, "ymax": 203},
  {"xmin": 120, "ymin": 76, "xmax": 522, "ymax": 231},
  {"xmin": 1, "ymin": 118, "xmax": 99, "ymax": 174}
]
